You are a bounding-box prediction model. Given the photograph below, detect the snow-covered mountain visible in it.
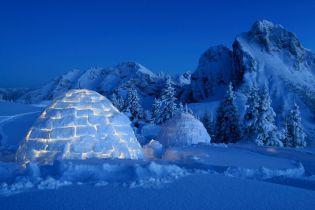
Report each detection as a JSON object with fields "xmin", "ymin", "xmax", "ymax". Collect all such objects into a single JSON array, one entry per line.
[
  {"xmin": 233, "ymin": 20, "xmax": 315, "ymax": 114},
  {"xmin": 188, "ymin": 20, "xmax": 315, "ymax": 103},
  {"xmin": 181, "ymin": 20, "xmax": 315, "ymax": 143},
  {"xmin": 187, "ymin": 20, "xmax": 315, "ymax": 115},
  {"xmin": 0, "ymin": 88, "xmax": 29, "ymax": 101},
  {"xmin": 18, "ymin": 62, "xmax": 165, "ymax": 104}
]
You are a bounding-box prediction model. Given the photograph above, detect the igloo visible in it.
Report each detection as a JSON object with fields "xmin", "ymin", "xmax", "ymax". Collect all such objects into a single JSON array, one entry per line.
[
  {"xmin": 16, "ymin": 89, "xmax": 144, "ymax": 165},
  {"xmin": 156, "ymin": 113, "xmax": 211, "ymax": 147}
]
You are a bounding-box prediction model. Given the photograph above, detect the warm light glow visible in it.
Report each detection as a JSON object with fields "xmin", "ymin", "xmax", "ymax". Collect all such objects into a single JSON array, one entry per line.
[{"xmin": 18, "ymin": 89, "xmax": 143, "ymax": 164}]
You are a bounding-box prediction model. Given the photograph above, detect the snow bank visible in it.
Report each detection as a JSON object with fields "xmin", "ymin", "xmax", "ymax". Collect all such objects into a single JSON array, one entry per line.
[
  {"xmin": 0, "ymin": 160, "xmax": 188, "ymax": 196},
  {"xmin": 224, "ymin": 162, "xmax": 305, "ymax": 180}
]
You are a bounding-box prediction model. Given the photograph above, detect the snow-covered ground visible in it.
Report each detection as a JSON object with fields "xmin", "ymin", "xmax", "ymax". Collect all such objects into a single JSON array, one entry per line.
[{"xmin": 0, "ymin": 101, "xmax": 315, "ymax": 209}]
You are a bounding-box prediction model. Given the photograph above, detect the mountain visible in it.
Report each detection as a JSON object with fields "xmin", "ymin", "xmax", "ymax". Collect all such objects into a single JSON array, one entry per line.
[
  {"xmin": 185, "ymin": 20, "xmax": 315, "ymax": 143},
  {"xmin": 189, "ymin": 45, "xmax": 233, "ymax": 101},
  {"xmin": 0, "ymin": 88, "xmax": 30, "ymax": 101},
  {"xmin": 17, "ymin": 62, "xmax": 166, "ymax": 105},
  {"xmin": 188, "ymin": 20, "xmax": 315, "ymax": 106},
  {"xmin": 233, "ymin": 20, "xmax": 315, "ymax": 113}
]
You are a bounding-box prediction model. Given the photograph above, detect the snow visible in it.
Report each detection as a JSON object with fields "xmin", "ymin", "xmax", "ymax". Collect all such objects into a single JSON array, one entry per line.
[
  {"xmin": 143, "ymin": 140, "xmax": 164, "ymax": 159},
  {"xmin": 3, "ymin": 173, "xmax": 315, "ymax": 210},
  {"xmin": 0, "ymin": 152, "xmax": 314, "ymax": 210},
  {"xmin": 0, "ymin": 102, "xmax": 43, "ymax": 152},
  {"xmin": 157, "ymin": 113, "xmax": 211, "ymax": 147},
  {"xmin": 16, "ymin": 89, "xmax": 143, "ymax": 165}
]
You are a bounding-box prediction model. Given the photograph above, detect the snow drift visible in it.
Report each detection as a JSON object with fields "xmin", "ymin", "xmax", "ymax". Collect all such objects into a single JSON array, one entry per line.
[{"xmin": 16, "ymin": 89, "xmax": 144, "ymax": 165}]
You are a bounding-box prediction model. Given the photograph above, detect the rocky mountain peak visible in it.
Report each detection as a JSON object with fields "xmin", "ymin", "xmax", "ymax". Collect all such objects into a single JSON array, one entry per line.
[{"xmin": 246, "ymin": 20, "xmax": 303, "ymax": 56}]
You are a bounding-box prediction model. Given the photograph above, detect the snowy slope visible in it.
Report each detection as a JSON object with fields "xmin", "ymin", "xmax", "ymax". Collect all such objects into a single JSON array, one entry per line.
[{"xmin": 0, "ymin": 102, "xmax": 43, "ymax": 151}]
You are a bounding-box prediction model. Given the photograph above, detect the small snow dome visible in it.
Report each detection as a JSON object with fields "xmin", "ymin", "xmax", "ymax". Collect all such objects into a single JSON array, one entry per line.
[
  {"xmin": 156, "ymin": 113, "xmax": 211, "ymax": 147},
  {"xmin": 17, "ymin": 89, "xmax": 143, "ymax": 165}
]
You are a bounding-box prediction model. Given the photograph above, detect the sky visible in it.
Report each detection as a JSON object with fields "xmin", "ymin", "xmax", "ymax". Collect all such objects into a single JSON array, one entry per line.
[{"xmin": 0, "ymin": 0, "xmax": 315, "ymax": 88}]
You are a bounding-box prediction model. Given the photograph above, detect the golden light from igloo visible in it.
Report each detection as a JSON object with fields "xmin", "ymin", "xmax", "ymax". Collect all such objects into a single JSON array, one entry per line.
[{"xmin": 16, "ymin": 89, "xmax": 143, "ymax": 165}]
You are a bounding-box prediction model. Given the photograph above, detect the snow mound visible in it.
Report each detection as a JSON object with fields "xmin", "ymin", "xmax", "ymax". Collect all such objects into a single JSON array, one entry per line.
[
  {"xmin": 143, "ymin": 140, "xmax": 164, "ymax": 159},
  {"xmin": 156, "ymin": 113, "xmax": 211, "ymax": 147},
  {"xmin": 0, "ymin": 160, "xmax": 188, "ymax": 195},
  {"xmin": 16, "ymin": 89, "xmax": 143, "ymax": 165}
]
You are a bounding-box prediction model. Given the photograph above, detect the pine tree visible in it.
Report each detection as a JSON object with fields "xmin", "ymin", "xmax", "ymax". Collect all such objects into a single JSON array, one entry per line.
[
  {"xmin": 111, "ymin": 93, "xmax": 124, "ymax": 111},
  {"xmin": 255, "ymin": 87, "xmax": 283, "ymax": 147},
  {"xmin": 214, "ymin": 83, "xmax": 241, "ymax": 143},
  {"xmin": 184, "ymin": 104, "xmax": 193, "ymax": 115},
  {"xmin": 177, "ymin": 102, "xmax": 184, "ymax": 114},
  {"xmin": 159, "ymin": 76, "xmax": 177, "ymax": 123},
  {"xmin": 243, "ymin": 85, "xmax": 260, "ymax": 140},
  {"xmin": 143, "ymin": 109, "xmax": 152, "ymax": 123},
  {"xmin": 123, "ymin": 86, "xmax": 143, "ymax": 124},
  {"xmin": 283, "ymin": 103, "xmax": 307, "ymax": 148},
  {"xmin": 151, "ymin": 98, "xmax": 162, "ymax": 124},
  {"xmin": 201, "ymin": 111, "xmax": 214, "ymax": 138}
]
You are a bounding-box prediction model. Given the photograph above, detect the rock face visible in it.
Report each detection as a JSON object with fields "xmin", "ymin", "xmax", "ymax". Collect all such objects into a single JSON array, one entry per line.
[
  {"xmin": 16, "ymin": 89, "xmax": 144, "ymax": 165},
  {"xmin": 189, "ymin": 45, "xmax": 233, "ymax": 101},
  {"xmin": 156, "ymin": 113, "xmax": 211, "ymax": 147}
]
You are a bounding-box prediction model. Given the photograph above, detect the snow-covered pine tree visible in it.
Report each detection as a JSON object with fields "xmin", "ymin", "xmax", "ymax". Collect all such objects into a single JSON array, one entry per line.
[
  {"xmin": 123, "ymin": 86, "xmax": 143, "ymax": 125},
  {"xmin": 110, "ymin": 93, "xmax": 124, "ymax": 111},
  {"xmin": 143, "ymin": 109, "xmax": 152, "ymax": 123},
  {"xmin": 177, "ymin": 102, "xmax": 184, "ymax": 113},
  {"xmin": 159, "ymin": 76, "xmax": 177, "ymax": 123},
  {"xmin": 201, "ymin": 111, "xmax": 214, "ymax": 138},
  {"xmin": 255, "ymin": 87, "xmax": 283, "ymax": 147},
  {"xmin": 151, "ymin": 98, "xmax": 162, "ymax": 124},
  {"xmin": 283, "ymin": 102, "xmax": 307, "ymax": 148},
  {"xmin": 214, "ymin": 83, "xmax": 241, "ymax": 143},
  {"xmin": 243, "ymin": 85, "xmax": 260, "ymax": 140},
  {"xmin": 184, "ymin": 104, "xmax": 193, "ymax": 115}
]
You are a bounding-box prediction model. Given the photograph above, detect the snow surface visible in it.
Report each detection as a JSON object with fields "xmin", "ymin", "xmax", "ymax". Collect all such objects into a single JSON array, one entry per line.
[
  {"xmin": 16, "ymin": 89, "xmax": 143, "ymax": 165},
  {"xmin": 157, "ymin": 113, "xmax": 211, "ymax": 147},
  {"xmin": 0, "ymin": 143, "xmax": 314, "ymax": 209},
  {"xmin": 0, "ymin": 102, "xmax": 43, "ymax": 152}
]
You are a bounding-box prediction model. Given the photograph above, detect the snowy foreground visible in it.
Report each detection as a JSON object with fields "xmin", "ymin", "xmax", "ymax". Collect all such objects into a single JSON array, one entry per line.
[{"xmin": 0, "ymin": 101, "xmax": 315, "ymax": 210}]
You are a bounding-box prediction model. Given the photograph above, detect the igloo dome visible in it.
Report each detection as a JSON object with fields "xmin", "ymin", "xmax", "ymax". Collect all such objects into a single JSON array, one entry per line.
[
  {"xmin": 17, "ymin": 89, "xmax": 143, "ymax": 165},
  {"xmin": 156, "ymin": 113, "xmax": 211, "ymax": 147}
]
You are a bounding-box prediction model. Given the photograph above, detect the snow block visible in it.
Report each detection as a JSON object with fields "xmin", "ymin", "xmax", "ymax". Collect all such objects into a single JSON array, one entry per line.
[
  {"xmin": 156, "ymin": 113, "xmax": 211, "ymax": 147},
  {"xmin": 16, "ymin": 89, "xmax": 144, "ymax": 165}
]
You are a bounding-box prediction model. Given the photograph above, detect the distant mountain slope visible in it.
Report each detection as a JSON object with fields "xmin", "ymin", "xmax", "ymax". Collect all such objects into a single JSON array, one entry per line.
[{"xmin": 17, "ymin": 62, "xmax": 167, "ymax": 104}]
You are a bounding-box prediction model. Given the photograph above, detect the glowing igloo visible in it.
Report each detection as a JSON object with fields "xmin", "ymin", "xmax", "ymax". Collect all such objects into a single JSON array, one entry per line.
[
  {"xmin": 16, "ymin": 89, "xmax": 144, "ymax": 165},
  {"xmin": 156, "ymin": 113, "xmax": 211, "ymax": 147}
]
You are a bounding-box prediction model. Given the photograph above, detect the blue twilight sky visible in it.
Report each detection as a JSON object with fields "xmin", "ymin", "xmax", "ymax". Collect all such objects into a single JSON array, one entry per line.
[{"xmin": 0, "ymin": 0, "xmax": 315, "ymax": 88}]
